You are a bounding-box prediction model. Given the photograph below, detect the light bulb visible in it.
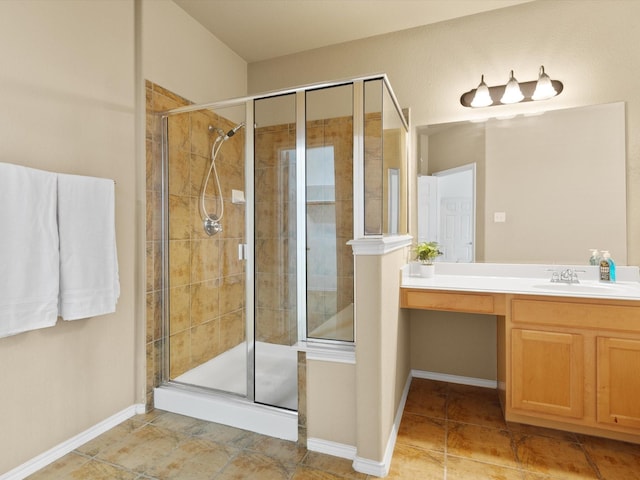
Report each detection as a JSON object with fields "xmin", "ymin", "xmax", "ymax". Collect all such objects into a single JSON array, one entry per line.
[
  {"xmin": 500, "ymin": 70, "xmax": 524, "ymax": 104},
  {"xmin": 470, "ymin": 75, "xmax": 493, "ymax": 108},
  {"xmin": 532, "ymin": 65, "xmax": 558, "ymax": 101}
]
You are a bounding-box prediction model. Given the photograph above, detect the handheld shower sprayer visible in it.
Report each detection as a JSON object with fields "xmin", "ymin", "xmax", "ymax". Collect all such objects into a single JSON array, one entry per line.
[
  {"xmin": 223, "ymin": 122, "xmax": 245, "ymax": 140},
  {"xmin": 201, "ymin": 122, "xmax": 246, "ymax": 236}
]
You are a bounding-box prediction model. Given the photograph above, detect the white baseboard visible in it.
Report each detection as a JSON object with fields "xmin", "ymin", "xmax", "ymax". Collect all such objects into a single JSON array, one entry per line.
[
  {"xmin": 352, "ymin": 370, "xmax": 412, "ymax": 477},
  {"xmin": 0, "ymin": 403, "xmax": 145, "ymax": 480},
  {"xmin": 411, "ymin": 369, "xmax": 497, "ymax": 389},
  {"xmin": 352, "ymin": 370, "xmax": 495, "ymax": 476},
  {"xmin": 307, "ymin": 438, "xmax": 356, "ymax": 460}
]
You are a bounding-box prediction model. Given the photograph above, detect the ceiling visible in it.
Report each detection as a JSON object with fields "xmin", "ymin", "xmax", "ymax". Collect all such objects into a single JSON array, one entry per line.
[{"xmin": 173, "ymin": 0, "xmax": 534, "ymax": 63}]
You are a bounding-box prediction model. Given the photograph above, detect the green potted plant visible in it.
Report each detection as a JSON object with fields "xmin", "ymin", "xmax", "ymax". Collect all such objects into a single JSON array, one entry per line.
[{"xmin": 413, "ymin": 241, "xmax": 442, "ymax": 277}]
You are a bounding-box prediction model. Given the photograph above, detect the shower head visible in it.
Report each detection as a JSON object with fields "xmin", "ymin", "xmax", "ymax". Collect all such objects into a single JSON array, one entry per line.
[{"xmin": 223, "ymin": 122, "xmax": 245, "ymax": 140}]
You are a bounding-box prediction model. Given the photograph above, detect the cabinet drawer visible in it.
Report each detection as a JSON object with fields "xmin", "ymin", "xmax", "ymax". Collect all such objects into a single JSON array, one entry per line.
[
  {"xmin": 511, "ymin": 299, "xmax": 640, "ymax": 332},
  {"xmin": 401, "ymin": 289, "xmax": 502, "ymax": 314}
]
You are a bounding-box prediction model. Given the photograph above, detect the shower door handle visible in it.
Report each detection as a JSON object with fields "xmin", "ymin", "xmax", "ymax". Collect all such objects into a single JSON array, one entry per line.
[{"xmin": 238, "ymin": 243, "xmax": 247, "ymax": 260}]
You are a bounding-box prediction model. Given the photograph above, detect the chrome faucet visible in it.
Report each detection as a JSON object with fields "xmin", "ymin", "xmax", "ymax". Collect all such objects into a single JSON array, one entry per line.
[{"xmin": 549, "ymin": 268, "xmax": 582, "ymax": 284}]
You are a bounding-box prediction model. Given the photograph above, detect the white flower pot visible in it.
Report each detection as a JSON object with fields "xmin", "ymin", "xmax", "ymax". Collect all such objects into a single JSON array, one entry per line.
[{"xmin": 419, "ymin": 264, "xmax": 435, "ymax": 278}]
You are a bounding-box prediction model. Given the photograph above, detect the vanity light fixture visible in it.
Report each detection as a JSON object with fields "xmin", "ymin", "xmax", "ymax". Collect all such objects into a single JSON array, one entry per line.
[{"xmin": 460, "ymin": 66, "xmax": 563, "ymax": 108}]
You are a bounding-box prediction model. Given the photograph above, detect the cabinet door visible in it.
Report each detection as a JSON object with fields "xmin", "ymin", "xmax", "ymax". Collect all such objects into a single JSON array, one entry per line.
[
  {"xmin": 597, "ymin": 337, "xmax": 640, "ymax": 428},
  {"xmin": 511, "ymin": 329, "xmax": 584, "ymax": 418}
]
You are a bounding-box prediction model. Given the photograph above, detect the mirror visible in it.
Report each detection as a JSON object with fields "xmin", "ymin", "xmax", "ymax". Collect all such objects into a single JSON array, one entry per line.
[{"xmin": 417, "ymin": 102, "xmax": 627, "ymax": 265}]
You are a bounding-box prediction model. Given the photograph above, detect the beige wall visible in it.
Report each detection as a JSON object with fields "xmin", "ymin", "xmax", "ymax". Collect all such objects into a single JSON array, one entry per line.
[
  {"xmin": 354, "ymin": 247, "xmax": 410, "ymax": 462},
  {"xmin": 0, "ymin": 0, "xmax": 137, "ymax": 474},
  {"xmin": 142, "ymin": 0, "xmax": 247, "ymax": 104},
  {"xmin": 249, "ymin": 0, "xmax": 640, "ymax": 382},
  {"xmin": 306, "ymin": 360, "xmax": 357, "ymax": 446}
]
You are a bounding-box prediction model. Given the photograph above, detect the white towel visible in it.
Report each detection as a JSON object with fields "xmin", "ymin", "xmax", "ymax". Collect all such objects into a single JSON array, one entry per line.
[
  {"xmin": 0, "ymin": 162, "xmax": 60, "ymax": 338},
  {"xmin": 57, "ymin": 173, "xmax": 120, "ymax": 320}
]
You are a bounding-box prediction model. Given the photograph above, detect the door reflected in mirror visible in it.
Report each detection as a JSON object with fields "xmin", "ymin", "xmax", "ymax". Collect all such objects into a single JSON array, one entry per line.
[{"xmin": 418, "ymin": 164, "xmax": 476, "ymax": 263}]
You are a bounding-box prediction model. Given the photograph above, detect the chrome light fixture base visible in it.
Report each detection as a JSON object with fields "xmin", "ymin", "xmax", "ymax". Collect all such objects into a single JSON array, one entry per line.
[{"xmin": 461, "ymin": 66, "xmax": 563, "ymax": 108}]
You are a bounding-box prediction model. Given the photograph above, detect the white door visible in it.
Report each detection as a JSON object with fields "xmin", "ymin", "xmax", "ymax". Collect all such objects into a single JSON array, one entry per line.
[
  {"xmin": 418, "ymin": 164, "xmax": 476, "ymax": 263},
  {"xmin": 439, "ymin": 196, "xmax": 473, "ymax": 262}
]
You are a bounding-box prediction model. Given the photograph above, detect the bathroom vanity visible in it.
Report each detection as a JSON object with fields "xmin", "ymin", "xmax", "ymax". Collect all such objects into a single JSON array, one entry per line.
[{"xmin": 400, "ymin": 263, "xmax": 640, "ymax": 443}]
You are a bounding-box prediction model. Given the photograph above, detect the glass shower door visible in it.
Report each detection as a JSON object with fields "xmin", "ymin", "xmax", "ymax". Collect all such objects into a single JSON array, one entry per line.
[
  {"xmin": 164, "ymin": 104, "xmax": 248, "ymax": 397},
  {"xmin": 305, "ymin": 85, "xmax": 354, "ymax": 343},
  {"xmin": 253, "ymin": 94, "xmax": 299, "ymax": 409}
]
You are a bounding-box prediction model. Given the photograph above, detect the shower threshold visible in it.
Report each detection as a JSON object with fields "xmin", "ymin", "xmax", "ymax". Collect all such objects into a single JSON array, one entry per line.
[
  {"xmin": 154, "ymin": 383, "xmax": 298, "ymax": 441},
  {"xmin": 154, "ymin": 341, "xmax": 298, "ymax": 441}
]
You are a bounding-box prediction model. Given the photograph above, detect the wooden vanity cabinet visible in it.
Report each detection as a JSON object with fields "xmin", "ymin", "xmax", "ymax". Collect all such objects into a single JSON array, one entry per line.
[
  {"xmin": 504, "ymin": 295, "xmax": 640, "ymax": 441},
  {"xmin": 400, "ymin": 286, "xmax": 640, "ymax": 442}
]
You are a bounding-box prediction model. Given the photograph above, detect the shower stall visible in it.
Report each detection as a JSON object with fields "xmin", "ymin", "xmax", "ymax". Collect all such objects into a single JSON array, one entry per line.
[{"xmin": 153, "ymin": 75, "xmax": 408, "ymax": 441}]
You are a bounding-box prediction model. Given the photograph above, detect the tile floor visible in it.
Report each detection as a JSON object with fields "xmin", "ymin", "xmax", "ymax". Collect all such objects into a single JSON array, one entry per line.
[{"xmin": 27, "ymin": 378, "xmax": 640, "ymax": 479}]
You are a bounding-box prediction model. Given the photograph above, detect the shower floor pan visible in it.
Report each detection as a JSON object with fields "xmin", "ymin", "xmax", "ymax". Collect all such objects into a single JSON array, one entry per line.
[{"xmin": 154, "ymin": 341, "xmax": 298, "ymax": 441}]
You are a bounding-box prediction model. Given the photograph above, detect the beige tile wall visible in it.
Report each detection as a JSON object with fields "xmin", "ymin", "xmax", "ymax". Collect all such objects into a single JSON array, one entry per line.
[
  {"xmin": 254, "ymin": 123, "xmax": 297, "ymax": 345},
  {"xmin": 145, "ymin": 81, "xmax": 245, "ymax": 406},
  {"xmin": 306, "ymin": 117, "xmax": 354, "ymax": 336}
]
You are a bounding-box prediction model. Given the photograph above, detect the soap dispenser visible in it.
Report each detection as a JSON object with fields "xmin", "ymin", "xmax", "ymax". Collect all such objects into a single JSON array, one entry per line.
[
  {"xmin": 601, "ymin": 251, "xmax": 616, "ymax": 282},
  {"xmin": 589, "ymin": 249, "xmax": 600, "ymax": 266}
]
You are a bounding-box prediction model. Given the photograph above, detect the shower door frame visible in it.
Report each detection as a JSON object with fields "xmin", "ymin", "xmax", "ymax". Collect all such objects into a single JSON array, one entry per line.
[{"xmin": 159, "ymin": 99, "xmax": 257, "ymax": 402}]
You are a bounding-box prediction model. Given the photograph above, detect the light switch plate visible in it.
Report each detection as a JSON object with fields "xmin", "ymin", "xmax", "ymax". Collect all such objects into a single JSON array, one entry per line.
[{"xmin": 494, "ymin": 212, "xmax": 506, "ymax": 223}]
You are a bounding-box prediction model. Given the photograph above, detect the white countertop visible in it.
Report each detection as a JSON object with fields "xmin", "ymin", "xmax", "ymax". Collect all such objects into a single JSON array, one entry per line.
[{"xmin": 401, "ymin": 263, "xmax": 640, "ymax": 301}]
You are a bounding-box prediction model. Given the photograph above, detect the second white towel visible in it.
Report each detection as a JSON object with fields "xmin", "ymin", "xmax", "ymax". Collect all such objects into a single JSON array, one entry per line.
[{"xmin": 57, "ymin": 173, "xmax": 120, "ymax": 321}]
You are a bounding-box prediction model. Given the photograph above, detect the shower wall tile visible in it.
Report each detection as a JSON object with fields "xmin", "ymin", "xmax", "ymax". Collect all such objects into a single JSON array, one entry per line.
[
  {"xmin": 168, "ymin": 194, "xmax": 191, "ymax": 240},
  {"xmin": 220, "ymin": 310, "xmax": 244, "ymax": 352},
  {"xmin": 297, "ymin": 352, "xmax": 307, "ymax": 430},
  {"xmin": 169, "ymin": 330, "xmax": 190, "ymax": 378},
  {"xmin": 254, "ymin": 122, "xmax": 297, "ymax": 347},
  {"xmin": 152, "ymin": 82, "xmax": 191, "ymax": 107},
  {"xmin": 145, "ymin": 289, "xmax": 161, "ymax": 343},
  {"xmin": 191, "ymin": 320, "xmax": 220, "ymax": 366},
  {"xmin": 146, "ymin": 292, "xmax": 155, "ymax": 344},
  {"xmin": 190, "ymin": 111, "xmax": 215, "ymax": 158},
  {"xmin": 219, "ymin": 274, "xmax": 244, "ymax": 316},
  {"xmin": 190, "ymin": 279, "xmax": 219, "ymax": 326},
  {"xmin": 255, "ymin": 308, "xmax": 287, "ymax": 344},
  {"xmin": 168, "ymin": 240, "xmax": 191, "ymax": 287},
  {"xmin": 152, "ymin": 240, "xmax": 162, "ymax": 290},
  {"xmin": 222, "ymin": 202, "xmax": 244, "ymax": 239},
  {"xmin": 149, "ymin": 191, "xmax": 162, "ymax": 242},
  {"xmin": 169, "ymin": 285, "xmax": 190, "ymax": 335},
  {"xmin": 216, "ymin": 154, "xmax": 244, "ymax": 198},
  {"xmin": 256, "ymin": 273, "xmax": 279, "ymax": 310},
  {"xmin": 189, "ymin": 153, "xmax": 208, "ymax": 196},
  {"xmin": 145, "ymin": 242, "xmax": 154, "ymax": 293},
  {"xmin": 168, "ymin": 148, "xmax": 190, "ymax": 196},
  {"xmin": 221, "ymin": 239, "xmax": 243, "ymax": 277},
  {"xmin": 167, "ymin": 114, "xmax": 190, "ymax": 152},
  {"xmin": 191, "ymin": 238, "xmax": 220, "ymax": 283}
]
